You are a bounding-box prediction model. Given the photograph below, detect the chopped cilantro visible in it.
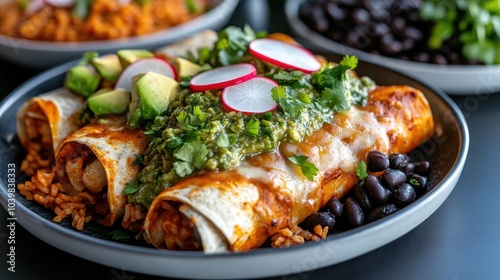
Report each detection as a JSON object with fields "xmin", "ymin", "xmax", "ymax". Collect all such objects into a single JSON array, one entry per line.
[
  {"xmin": 173, "ymin": 140, "xmax": 208, "ymax": 177},
  {"xmin": 185, "ymin": 0, "xmax": 197, "ymax": 13},
  {"xmin": 245, "ymin": 119, "xmax": 260, "ymax": 137},
  {"xmin": 356, "ymin": 161, "xmax": 368, "ymax": 180},
  {"xmin": 271, "ymin": 86, "xmax": 306, "ymax": 118},
  {"xmin": 288, "ymin": 155, "xmax": 319, "ymax": 181},
  {"xmin": 123, "ymin": 181, "xmax": 139, "ymax": 195},
  {"xmin": 409, "ymin": 178, "xmax": 420, "ymax": 186},
  {"xmin": 111, "ymin": 229, "xmax": 133, "ymax": 241},
  {"xmin": 177, "ymin": 106, "xmax": 206, "ymax": 128},
  {"xmin": 196, "ymin": 25, "xmax": 265, "ymax": 66},
  {"xmin": 132, "ymin": 155, "xmax": 143, "ymax": 166},
  {"xmin": 73, "ymin": 0, "xmax": 92, "ymax": 19}
]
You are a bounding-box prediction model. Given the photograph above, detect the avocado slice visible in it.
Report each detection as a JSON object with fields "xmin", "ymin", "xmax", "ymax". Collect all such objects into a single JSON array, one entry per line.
[
  {"xmin": 91, "ymin": 54, "xmax": 123, "ymax": 83},
  {"xmin": 64, "ymin": 64, "xmax": 101, "ymax": 98},
  {"xmin": 172, "ymin": 57, "xmax": 203, "ymax": 78},
  {"xmin": 117, "ymin": 49, "xmax": 154, "ymax": 68},
  {"xmin": 87, "ymin": 88, "xmax": 131, "ymax": 115},
  {"xmin": 128, "ymin": 72, "xmax": 179, "ymax": 126}
]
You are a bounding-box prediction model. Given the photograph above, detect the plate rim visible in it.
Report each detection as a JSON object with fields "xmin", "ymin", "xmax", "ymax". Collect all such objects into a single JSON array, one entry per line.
[{"xmin": 0, "ymin": 54, "xmax": 470, "ymax": 279}]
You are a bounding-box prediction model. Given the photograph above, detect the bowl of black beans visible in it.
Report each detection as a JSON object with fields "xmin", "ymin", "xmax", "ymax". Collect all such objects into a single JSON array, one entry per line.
[{"xmin": 285, "ymin": 0, "xmax": 500, "ymax": 95}]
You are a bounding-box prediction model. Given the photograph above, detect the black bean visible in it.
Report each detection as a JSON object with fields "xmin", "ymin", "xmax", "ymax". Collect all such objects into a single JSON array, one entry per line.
[
  {"xmin": 351, "ymin": 8, "xmax": 370, "ymax": 25},
  {"xmin": 394, "ymin": 183, "xmax": 416, "ymax": 207},
  {"xmin": 353, "ymin": 181, "xmax": 373, "ymax": 210},
  {"xmin": 409, "ymin": 173, "xmax": 428, "ymax": 194},
  {"xmin": 364, "ymin": 174, "xmax": 389, "ymax": 203},
  {"xmin": 326, "ymin": 2, "xmax": 347, "ymax": 21},
  {"xmin": 345, "ymin": 197, "xmax": 364, "ymax": 227},
  {"xmin": 367, "ymin": 151, "xmax": 389, "ymax": 172},
  {"xmin": 389, "ymin": 153, "xmax": 406, "ymax": 169},
  {"xmin": 390, "ymin": 17, "xmax": 406, "ymax": 35},
  {"xmin": 414, "ymin": 160, "xmax": 430, "ymax": 176},
  {"xmin": 398, "ymin": 162, "xmax": 415, "ymax": 176},
  {"xmin": 381, "ymin": 169, "xmax": 407, "ymax": 192},
  {"xmin": 368, "ymin": 204, "xmax": 398, "ymax": 222},
  {"xmin": 413, "ymin": 52, "xmax": 430, "ymax": 63},
  {"xmin": 403, "ymin": 26, "xmax": 423, "ymax": 41},
  {"xmin": 432, "ymin": 54, "xmax": 448, "ymax": 65},
  {"xmin": 324, "ymin": 198, "xmax": 344, "ymax": 218},
  {"xmin": 301, "ymin": 212, "xmax": 336, "ymax": 233}
]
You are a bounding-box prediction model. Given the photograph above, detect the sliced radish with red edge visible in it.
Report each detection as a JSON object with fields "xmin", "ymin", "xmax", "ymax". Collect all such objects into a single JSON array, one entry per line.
[
  {"xmin": 25, "ymin": 0, "xmax": 45, "ymax": 15},
  {"xmin": 115, "ymin": 57, "xmax": 177, "ymax": 91},
  {"xmin": 190, "ymin": 63, "xmax": 256, "ymax": 92},
  {"xmin": 44, "ymin": 0, "xmax": 75, "ymax": 7},
  {"xmin": 249, "ymin": 38, "xmax": 321, "ymax": 74},
  {"xmin": 222, "ymin": 76, "xmax": 278, "ymax": 114}
]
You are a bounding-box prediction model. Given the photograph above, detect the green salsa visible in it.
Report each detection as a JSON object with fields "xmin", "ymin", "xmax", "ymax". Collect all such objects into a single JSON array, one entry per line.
[{"xmin": 126, "ymin": 27, "xmax": 376, "ymax": 207}]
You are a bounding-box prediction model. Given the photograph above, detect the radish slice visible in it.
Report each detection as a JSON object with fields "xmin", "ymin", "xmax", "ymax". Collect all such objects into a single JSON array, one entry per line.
[
  {"xmin": 118, "ymin": 0, "xmax": 132, "ymax": 5},
  {"xmin": 249, "ymin": 38, "xmax": 321, "ymax": 73},
  {"xmin": 115, "ymin": 57, "xmax": 177, "ymax": 91},
  {"xmin": 221, "ymin": 77, "xmax": 278, "ymax": 114},
  {"xmin": 44, "ymin": 0, "xmax": 75, "ymax": 7},
  {"xmin": 190, "ymin": 63, "xmax": 256, "ymax": 92},
  {"xmin": 25, "ymin": 0, "xmax": 45, "ymax": 15}
]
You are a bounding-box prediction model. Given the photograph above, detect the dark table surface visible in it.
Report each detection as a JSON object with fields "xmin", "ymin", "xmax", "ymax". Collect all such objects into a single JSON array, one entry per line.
[{"xmin": 1, "ymin": 1, "xmax": 500, "ymax": 279}]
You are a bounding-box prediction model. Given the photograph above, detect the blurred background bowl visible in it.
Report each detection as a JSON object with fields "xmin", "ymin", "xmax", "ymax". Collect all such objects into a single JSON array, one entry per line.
[
  {"xmin": 285, "ymin": 0, "xmax": 500, "ymax": 95},
  {"xmin": 0, "ymin": 0, "xmax": 239, "ymax": 69}
]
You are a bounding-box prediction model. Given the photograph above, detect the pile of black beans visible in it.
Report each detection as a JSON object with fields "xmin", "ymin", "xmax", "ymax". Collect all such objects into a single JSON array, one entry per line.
[
  {"xmin": 300, "ymin": 151, "xmax": 431, "ymax": 234},
  {"xmin": 298, "ymin": 0, "xmax": 477, "ymax": 65}
]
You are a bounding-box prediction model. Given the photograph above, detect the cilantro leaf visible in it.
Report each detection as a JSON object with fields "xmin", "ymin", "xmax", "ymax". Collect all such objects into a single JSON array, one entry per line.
[
  {"xmin": 173, "ymin": 140, "xmax": 208, "ymax": 177},
  {"xmin": 271, "ymin": 86, "xmax": 306, "ymax": 118},
  {"xmin": 288, "ymin": 155, "xmax": 319, "ymax": 181},
  {"xmin": 246, "ymin": 119, "xmax": 260, "ymax": 137},
  {"xmin": 173, "ymin": 161, "xmax": 194, "ymax": 177},
  {"xmin": 320, "ymin": 87, "xmax": 351, "ymax": 113},
  {"xmin": 409, "ymin": 178, "xmax": 420, "ymax": 186},
  {"xmin": 356, "ymin": 161, "xmax": 368, "ymax": 180},
  {"xmin": 132, "ymin": 155, "xmax": 143, "ymax": 166},
  {"xmin": 123, "ymin": 181, "xmax": 139, "ymax": 195},
  {"xmin": 111, "ymin": 229, "xmax": 133, "ymax": 241}
]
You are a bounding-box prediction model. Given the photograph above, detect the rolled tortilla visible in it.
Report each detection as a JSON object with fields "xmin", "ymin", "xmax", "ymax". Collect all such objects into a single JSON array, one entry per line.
[
  {"xmin": 143, "ymin": 85, "xmax": 434, "ymax": 252},
  {"xmin": 55, "ymin": 121, "xmax": 147, "ymax": 226},
  {"xmin": 16, "ymin": 88, "xmax": 84, "ymax": 174}
]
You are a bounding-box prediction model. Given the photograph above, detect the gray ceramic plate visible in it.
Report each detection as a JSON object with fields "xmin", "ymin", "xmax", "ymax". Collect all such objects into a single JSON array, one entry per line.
[
  {"xmin": 285, "ymin": 0, "xmax": 500, "ymax": 95},
  {"xmin": 0, "ymin": 53, "xmax": 469, "ymax": 279},
  {"xmin": 0, "ymin": 0, "xmax": 238, "ymax": 69}
]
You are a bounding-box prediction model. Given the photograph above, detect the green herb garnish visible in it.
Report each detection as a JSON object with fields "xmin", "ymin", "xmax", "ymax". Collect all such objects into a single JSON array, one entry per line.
[
  {"xmin": 123, "ymin": 181, "xmax": 139, "ymax": 195},
  {"xmin": 173, "ymin": 140, "xmax": 208, "ymax": 177},
  {"xmin": 288, "ymin": 155, "xmax": 319, "ymax": 181},
  {"xmin": 356, "ymin": 161, "xmax": 368, "ymax": 181},
  {"xmin": 111, "ymin": 229, "xmax": 133, "ymax": 241},
  {"xmin": 420, "ymin": 0, "xmax": 500, "ymax": 64},
  {"xmin": 245, "ymin": 119, "xmax": 260, "ymax": 137},
  {"xmin": 409, "ymin": 178, "xmax": 420, "ymax": 186}
]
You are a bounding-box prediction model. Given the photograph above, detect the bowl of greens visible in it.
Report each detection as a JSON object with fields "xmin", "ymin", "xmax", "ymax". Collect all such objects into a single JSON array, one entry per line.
[{"xmin": 286, "ymin": 0, "xmax": 500, "ymax": 95}]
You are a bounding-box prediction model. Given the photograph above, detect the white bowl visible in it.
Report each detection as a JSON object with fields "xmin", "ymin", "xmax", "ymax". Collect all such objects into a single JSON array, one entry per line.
[
  {"xmin": 285, "ymin": 0, "xmax": 500, "ymax": 95},
  {"xmin": 0, "ymin": 0, "xmax": 239, "ymax": 69}
]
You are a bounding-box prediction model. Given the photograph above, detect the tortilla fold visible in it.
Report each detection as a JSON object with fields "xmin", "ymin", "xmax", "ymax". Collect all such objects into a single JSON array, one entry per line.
[
  {"xmin": 55, "ymin": 122, "xmax": 147, "ymax": 226},
  {"xmin": 16, "ymin": 88, "xmax": 84, "ymax": 173}
]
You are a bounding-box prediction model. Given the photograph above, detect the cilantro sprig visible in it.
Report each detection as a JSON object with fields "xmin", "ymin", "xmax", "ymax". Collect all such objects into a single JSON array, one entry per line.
[
  {"xmin": 288, "ymin": 155, "xmax": 319, "ymax": 181},
  {"xmin": 271, "ymin": 86, "xmax": 307, "ymax": 118},
  {"xmin": 173, "ymin": 140, "xmax": 209, "ymax": 177}
]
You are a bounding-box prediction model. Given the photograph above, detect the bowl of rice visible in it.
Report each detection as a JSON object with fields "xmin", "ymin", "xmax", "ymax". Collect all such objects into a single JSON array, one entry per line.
[{"xmin": 0, "ymin": 0, "xmax": 239, "ymax": 68}]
